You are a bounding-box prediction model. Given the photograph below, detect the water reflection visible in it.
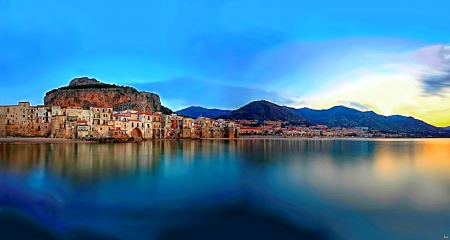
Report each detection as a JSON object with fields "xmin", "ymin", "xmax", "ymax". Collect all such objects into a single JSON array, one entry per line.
[{"xmin": 1, "ymin": 139, "xmax": 450, "ymax": 240}]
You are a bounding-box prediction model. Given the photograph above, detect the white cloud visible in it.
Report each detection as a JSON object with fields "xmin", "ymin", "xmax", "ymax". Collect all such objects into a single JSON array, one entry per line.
[{"xmin": 283, "ymin": 44, "xmax": 450, "ymax": 126}]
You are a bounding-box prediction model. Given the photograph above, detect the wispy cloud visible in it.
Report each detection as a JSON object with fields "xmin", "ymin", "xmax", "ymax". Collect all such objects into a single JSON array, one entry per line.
[{"xmin": 411, "ymin": 45, "xmax": 450, "ymax": 94}]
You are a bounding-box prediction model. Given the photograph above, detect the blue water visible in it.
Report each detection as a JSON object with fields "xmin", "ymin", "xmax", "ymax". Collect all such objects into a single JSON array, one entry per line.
[{"xmin": 1, "ymin": 139, "xmax": 450, "ymax": 240}]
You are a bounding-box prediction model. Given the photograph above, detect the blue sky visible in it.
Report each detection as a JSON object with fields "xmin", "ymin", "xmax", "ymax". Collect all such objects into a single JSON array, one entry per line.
[{"xmin": 1, "ymin": 0, "xmax": 450, "ymax": 125}]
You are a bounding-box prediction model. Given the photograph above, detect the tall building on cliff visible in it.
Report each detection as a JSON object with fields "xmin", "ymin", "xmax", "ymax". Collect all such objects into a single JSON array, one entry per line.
[{"xmin": 0, "ymin": 107, "xmax": 5, "ymax": 137}]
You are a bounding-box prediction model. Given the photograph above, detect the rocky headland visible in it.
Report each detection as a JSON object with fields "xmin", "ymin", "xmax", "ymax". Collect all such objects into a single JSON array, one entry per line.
[{"xmin": 44, "ymin": 77, "xmax": 163, "ymax": 112}]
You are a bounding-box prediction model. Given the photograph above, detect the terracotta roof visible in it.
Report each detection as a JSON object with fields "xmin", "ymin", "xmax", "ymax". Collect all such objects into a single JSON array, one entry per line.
[{"xmin": 138, "ymin": 112, "xmax": 153, "ymax": 115}]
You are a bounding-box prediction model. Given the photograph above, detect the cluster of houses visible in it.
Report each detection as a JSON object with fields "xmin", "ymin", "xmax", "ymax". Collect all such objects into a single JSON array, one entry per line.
[
  {"xmin": 237, "ymin": 120, "xmax": 404, "ymax": 138},
  {"xmin": 0, "ymin": 101, "xmax": 409, "ymax": 140},
  {"xmin": 0, "ymin": 102, "xmax": 239, "ymax": 140}
]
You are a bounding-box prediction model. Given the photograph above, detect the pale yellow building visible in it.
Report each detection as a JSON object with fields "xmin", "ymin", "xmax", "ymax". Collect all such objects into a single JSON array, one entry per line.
[
  {"xmin": 90, "ymin": 107, "xmax": 113, "ymax": 137},
  {"xmin": 139, "ymin": 112, "xmax": 154, "ymax": 139},
  {"xmin": 150, "ymin": 113, "xmax": 162, "ymax": 139},
  {"xmin": 182, "ymin": 117, "xmax": 194, "ymax": 139},
  {"xmin": 0, "ymin": 102, "xmax": 34, "ymax": 136}
]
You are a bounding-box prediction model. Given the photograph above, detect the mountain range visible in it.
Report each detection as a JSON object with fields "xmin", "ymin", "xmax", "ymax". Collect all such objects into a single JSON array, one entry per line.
[
  {"xmin": 176, "ymin": 106, "xmax": 232, "ymax": 118},
  {"xmin": 177, "ymin": 100, "xmax": 446, "ymax": 134},
  {"xmin": 284, "ymin": 106, "xmax": 438, "ymax": 133},
  {"xmin": 224, "ymin": 100, "xmax": 310, "ymax": 124},
  {"xmin": 178, "ymin": 101, "xmax": 309, "ymax": 124}
]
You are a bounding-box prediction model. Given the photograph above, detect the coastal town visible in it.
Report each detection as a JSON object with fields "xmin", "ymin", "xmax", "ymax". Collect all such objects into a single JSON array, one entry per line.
[
  {"xmin": 0, "ymin": 101, "xmax": 238, "ymax": 141},
  {"xmin": 0, "ymin": 101, "xmax": 413, "ymax": 141}
]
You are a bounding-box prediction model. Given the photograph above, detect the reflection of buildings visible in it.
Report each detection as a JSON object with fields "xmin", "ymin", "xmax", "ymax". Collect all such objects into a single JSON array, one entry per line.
[{"xmin": 0, "ymin": 143, "xmax": 167, "ymax": 182}]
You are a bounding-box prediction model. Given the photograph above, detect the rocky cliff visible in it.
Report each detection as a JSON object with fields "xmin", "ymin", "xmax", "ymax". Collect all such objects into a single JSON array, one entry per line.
[{"xmin": 44, "ymin": 77, "xmax": 162, "ymax": 112}]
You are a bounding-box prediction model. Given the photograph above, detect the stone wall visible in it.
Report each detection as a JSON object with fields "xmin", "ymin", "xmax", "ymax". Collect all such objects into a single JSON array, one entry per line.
[{"xmin": 5, "ymin": 123, "xmax": 51, "ymax": 137}]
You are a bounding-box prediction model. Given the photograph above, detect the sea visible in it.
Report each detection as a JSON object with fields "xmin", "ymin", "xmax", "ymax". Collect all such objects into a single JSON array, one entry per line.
[{"xmin": 1, "ymin": 138, "xmax": 449, "ymax": 240}]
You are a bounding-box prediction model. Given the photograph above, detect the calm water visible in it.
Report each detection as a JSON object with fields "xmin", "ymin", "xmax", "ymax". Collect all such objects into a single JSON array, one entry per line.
[{"xmin": 1, "ymin": 139, "xmax": 450, "ymax": 240}]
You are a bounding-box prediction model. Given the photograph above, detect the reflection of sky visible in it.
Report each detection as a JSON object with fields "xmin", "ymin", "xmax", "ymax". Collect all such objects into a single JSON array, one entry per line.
[
  {"xmin": 2, "ymin": 140, "xmax": 450, "ymax": 239},
  {"xmin": 1, "ymin": 0, "xmax": 450, "ymax": 126}
]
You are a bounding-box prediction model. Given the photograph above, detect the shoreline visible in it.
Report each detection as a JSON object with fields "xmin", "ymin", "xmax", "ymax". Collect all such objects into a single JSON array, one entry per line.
[
  {"xmin": 0, "ymin": 137, "xmax": 94, "ymax": 144},
  {"xmin": 0, "ymin": 136, "xmax": 447, "ymax": 144}
]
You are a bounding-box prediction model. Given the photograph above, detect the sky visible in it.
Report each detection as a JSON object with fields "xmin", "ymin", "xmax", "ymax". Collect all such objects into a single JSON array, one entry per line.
[{"xmin": 1, "ymin": 0, "xmax": 450, "ymax": 126}]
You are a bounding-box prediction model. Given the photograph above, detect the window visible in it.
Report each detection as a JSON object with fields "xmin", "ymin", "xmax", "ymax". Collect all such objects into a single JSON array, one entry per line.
[{"xmin": 132, "ymin": 123, "xmax": 134, "ymax": 127}]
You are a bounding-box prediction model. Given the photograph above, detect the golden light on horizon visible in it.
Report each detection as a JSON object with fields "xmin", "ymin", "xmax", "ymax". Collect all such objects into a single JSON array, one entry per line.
[{"xmin": 296, "ymin": 74, "xmax": 450, "ymax": 127}]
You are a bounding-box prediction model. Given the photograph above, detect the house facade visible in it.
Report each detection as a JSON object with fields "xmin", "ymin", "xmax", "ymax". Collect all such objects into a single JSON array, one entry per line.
[{"xmin": 0, "ymin": 101, "xmax": 239, "ymax": 140}]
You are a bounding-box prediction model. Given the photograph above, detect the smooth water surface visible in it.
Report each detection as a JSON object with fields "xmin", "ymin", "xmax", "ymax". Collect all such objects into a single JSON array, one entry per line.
[{"xmin": 1, "ymin": 139, "xmax": 450, "ymax": 240}]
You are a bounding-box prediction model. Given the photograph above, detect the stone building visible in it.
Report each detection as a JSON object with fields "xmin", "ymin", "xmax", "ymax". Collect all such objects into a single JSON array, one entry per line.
[
  {"xmin": 139, "ymin": 112, "xmax": 154, "ymax": 140},
  {"xmin": 0, "ymin": 108, "xmax": 5, "ymax": 137},
  {"xmin": 91, "ymin": 107, "xmax": 113, "ymax": 137},
  {"xmin": 76, "ymin": 120, "xmax": 90, "ymax": 138},
  {"xmin": 195, "ymin": 117, "xmax": 212, "ymax": 138},
  {"xmin": 51, "ymin": 114, "xmax": 68, "ymax": 138},
  {"xmin": 161, "ymin": 114, "xmax": 174, "ymax": 138},
  {"xmin": 32, "ymin": 105, "xmax": 52, "ymax": 137},
  {"xmin": 0, "ymin": 101, "xmax": 239, "ymax": 140},
  {"xmin": 224, "ymin": 122, "xmax": 239, "ymax": 138},
  {"xmin": 0, "ymin": 102, "xmax": 32, "ymax": 136},
  {"xmin": 150, "ymin": 113, "xmax": 162, "ymax": 139},
  {"xmin": 181, "ymin": 117, "xmax": 194, "ymax": 139}
]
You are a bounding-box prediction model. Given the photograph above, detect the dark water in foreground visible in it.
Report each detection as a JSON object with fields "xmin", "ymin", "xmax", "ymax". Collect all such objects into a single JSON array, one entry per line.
[{"xmin": 1, "ymin": 139, "xmax": 450, "ymax": 240}]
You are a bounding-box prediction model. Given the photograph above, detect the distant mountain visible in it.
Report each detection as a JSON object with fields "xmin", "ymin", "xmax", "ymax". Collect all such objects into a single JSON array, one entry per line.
[
  {"xmin": 285, "ymin": 105, "xmax": 438, "ymax": 133},
  {"xmin": 176, "ymin": 106, "xmax": 232, "ymax": 119},
  {"xmin": 177, "ymin": 101, "xmax": 441, "ymax": 133},
  {"xmin": 224, "ymin": 100, "xmax": 308, "ymax": 123}
]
